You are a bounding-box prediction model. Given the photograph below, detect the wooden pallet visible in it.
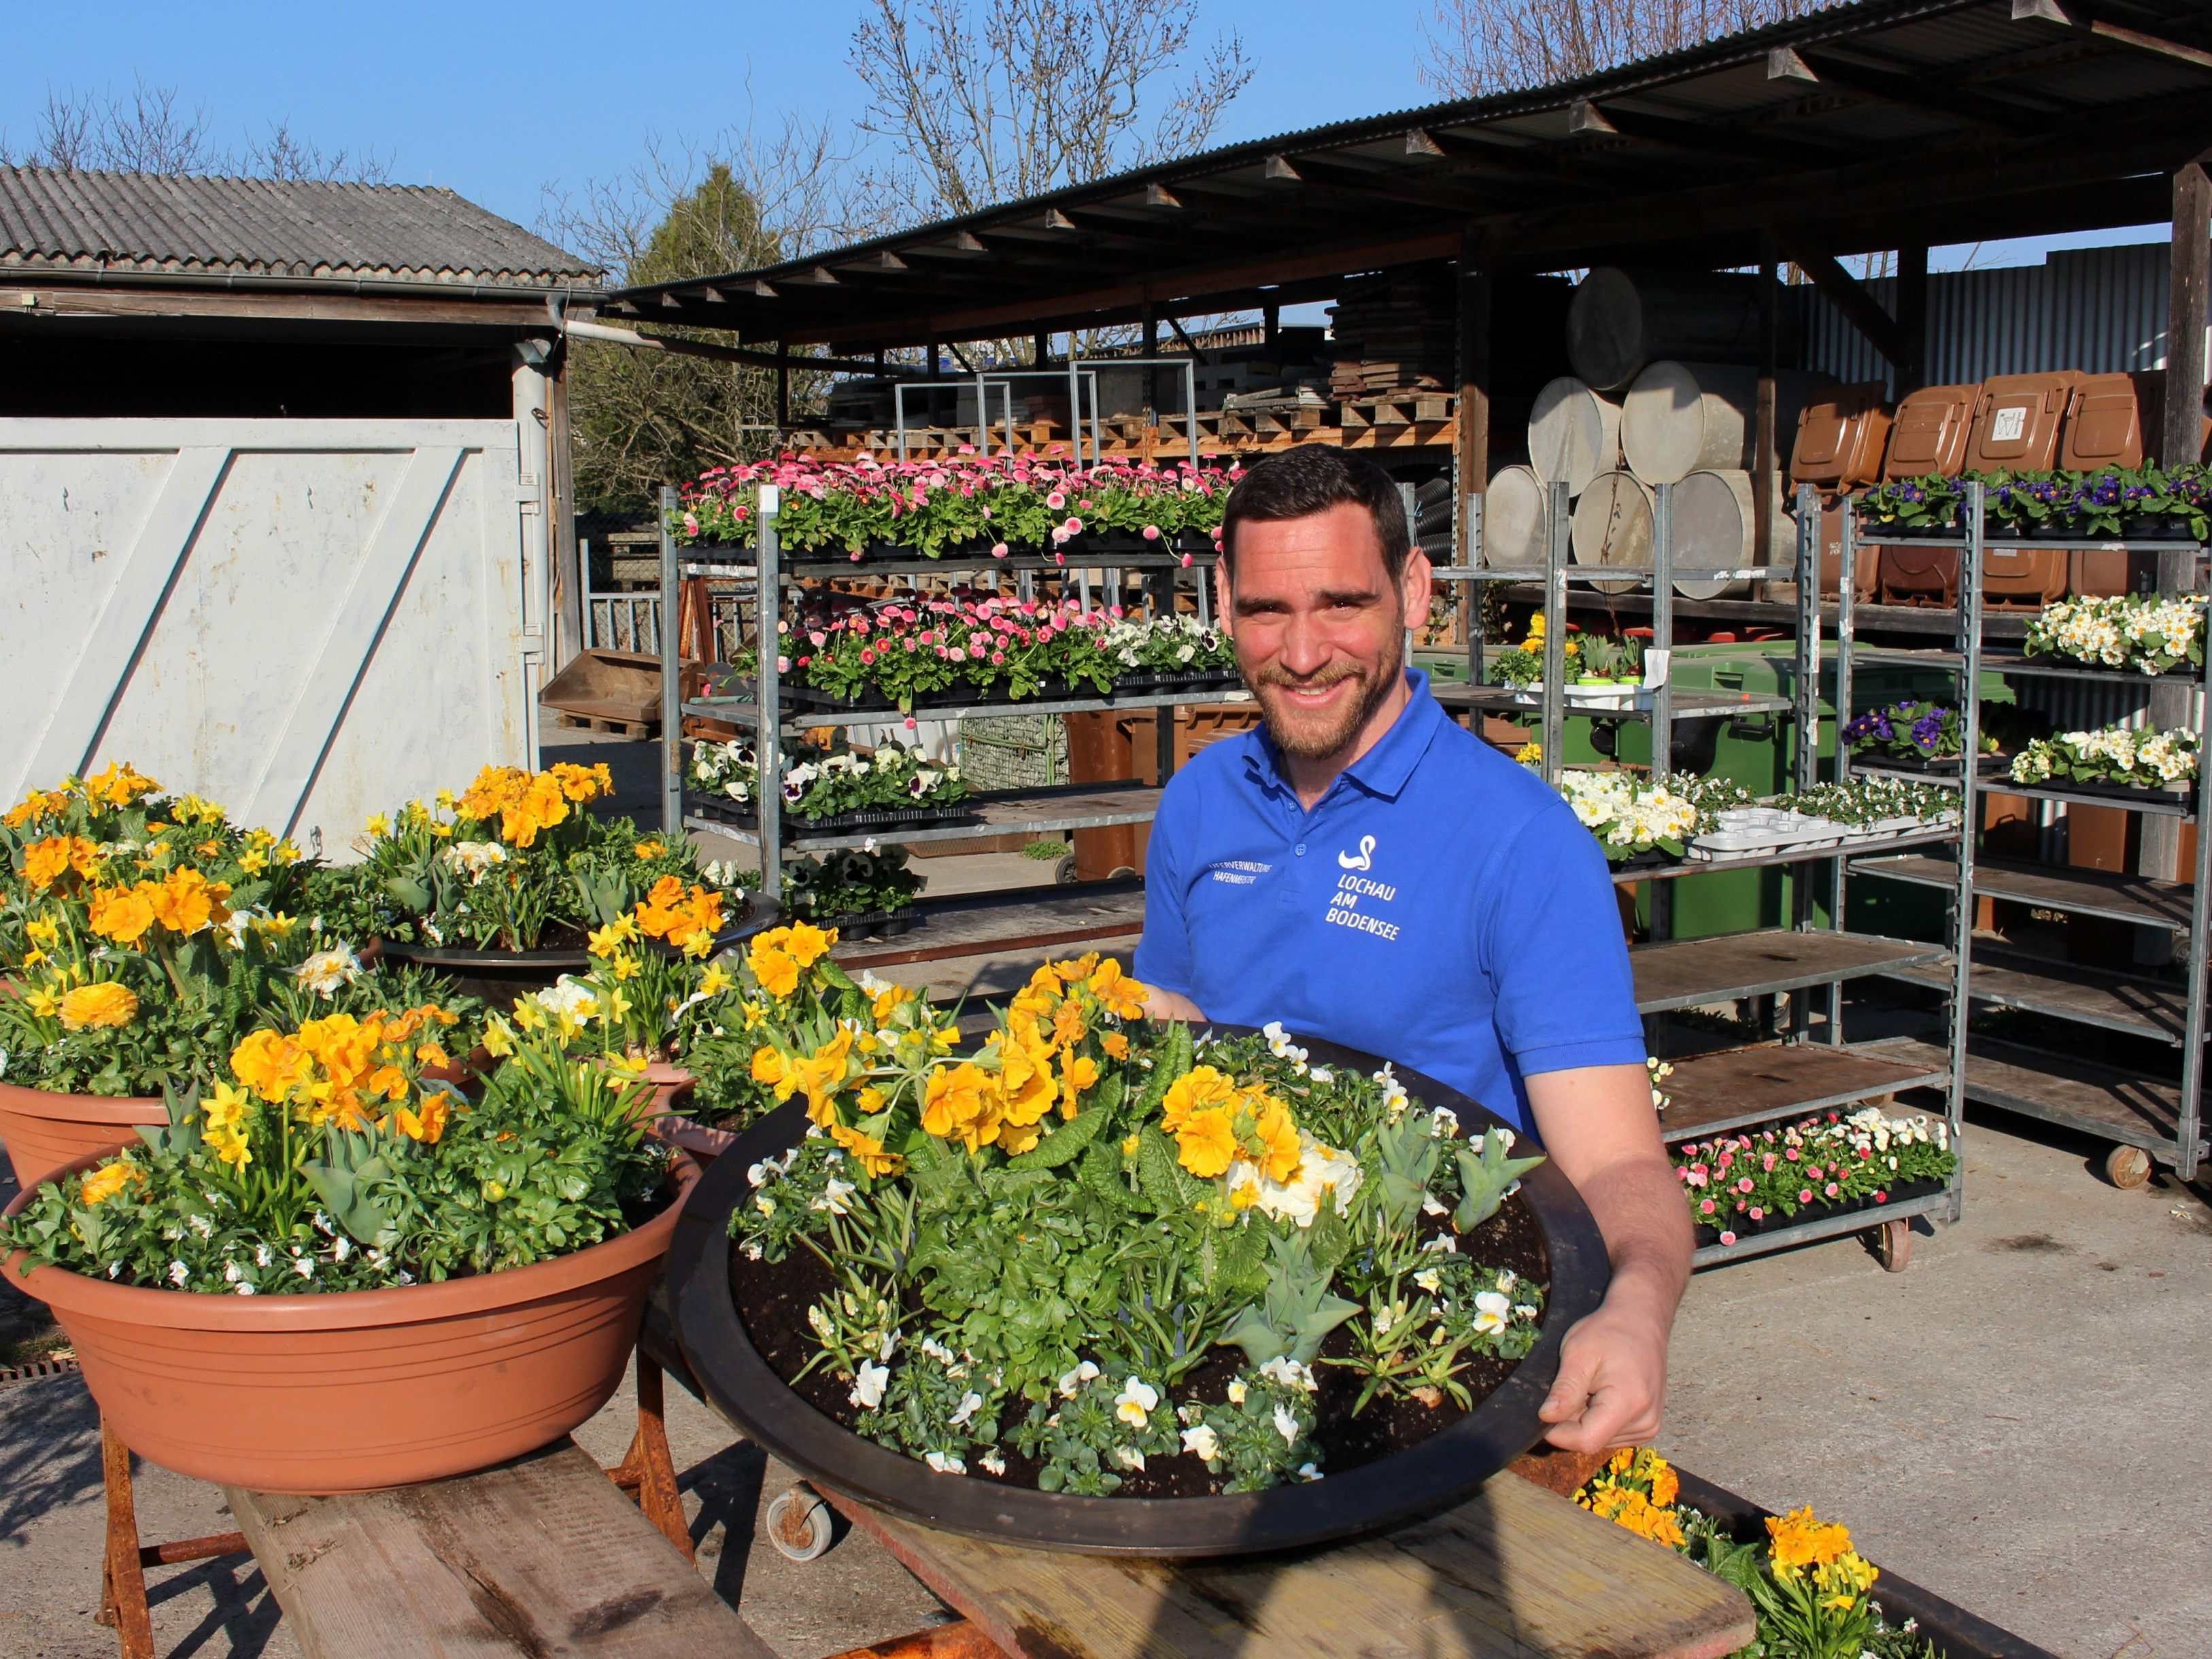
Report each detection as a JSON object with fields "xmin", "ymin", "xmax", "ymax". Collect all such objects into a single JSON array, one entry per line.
[
  {"xmin": 553, "ymin": 711, "xmax": 656, "ymax": 738},
  {"xmin": 1340, "ymin": 392, "xmax": 1453, "ymax": 427}
]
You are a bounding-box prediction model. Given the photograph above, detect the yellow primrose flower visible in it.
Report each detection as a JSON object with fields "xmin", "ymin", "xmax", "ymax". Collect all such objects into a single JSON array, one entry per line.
[
  {"xmin": 78, "ymin": 1161, "xmax": 143, "ymax": 1206},
  {"xmin": 633, "ymin": 839, "xmax": 666, "ymax": 859}
]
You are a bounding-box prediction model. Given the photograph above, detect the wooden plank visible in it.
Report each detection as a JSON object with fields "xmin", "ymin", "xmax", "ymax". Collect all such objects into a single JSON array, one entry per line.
[
  {"xmin": 1869, "ymin": 1033, "xmax": 2183, "ymax": 1149},
  {"xmin": 1853, "ymin": 853, "xmax": 2194, "ymax": 931},
  {"xmin": 1631, "ymin": 929, "xmax": 1946, "ymax": 1014},
  {"xmin": 226, "ymin": 1439, "xmax": 772, "ymax": 1659},
  {"xmin": 1886, "ymin": 950, "xmax": 2185, "ymax": 1044},
  {"xmin": 831, "ymin": 1473, "xmax": 1752, "ymax": 1659},
  {"xmin": 1654, "ymin": 1042, "xmax": 1946, "ymax": 1142}
]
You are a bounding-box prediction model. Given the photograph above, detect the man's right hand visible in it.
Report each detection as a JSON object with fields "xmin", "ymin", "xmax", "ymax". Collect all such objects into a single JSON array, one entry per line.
[{"xmin": 1142, "ymin": 985, "xmax": 1206, "ymax": 1023}]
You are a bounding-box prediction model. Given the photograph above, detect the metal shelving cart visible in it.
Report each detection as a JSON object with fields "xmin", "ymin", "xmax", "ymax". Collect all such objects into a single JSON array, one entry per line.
[
  {"xmin": 1435, "ymin": 479, "xmax": 1975, "ymax": 1269},
  {"xmin": 1836, "ymin": 485, "xmax": 2209, "ymax": 1190},
  {"xmin": 653, "ymin": 483, "xmax": 1238, "ymax": 952}
]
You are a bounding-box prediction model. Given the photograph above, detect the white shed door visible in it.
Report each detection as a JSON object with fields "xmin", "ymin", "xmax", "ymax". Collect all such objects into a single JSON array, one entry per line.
[{"xmin": 0, "ymin": 419, "xmax": 543, "ymax": 854}]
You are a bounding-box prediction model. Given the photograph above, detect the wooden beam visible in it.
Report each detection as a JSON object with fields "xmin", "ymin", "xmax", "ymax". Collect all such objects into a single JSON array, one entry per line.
[
  {"xmin": 2012, "ymin": 0, "xmax": 2212, "ymax": 74},
  {"xmin": 1767, "ymin": 229, "xmax": 1910, "ymax": 366},
  {"xmin": 1796, "ymin": 47, "xmax": 2050, "ymax": 135},
  {"xmin": 1165, "ymin": 313, "xmax": 1208, "ymax": 364},
  {"xmin": 1578, "ymin": 102, "xmax": 1846, "ymax": 169},
  {"xmin": 1274, "ymin": 150, "xmax": 1509, "ymax": 215},
  {"xmin": 1896, "ymin": 243, "xmax": 1929, "ymax": 395},
  {"xmin": 1144, "ymin": 184, "xmax": 1183, "ymax": 209},
  {"xmin": 2163, "ymin": 158, "xmax": 2209, "ymax": 474}
]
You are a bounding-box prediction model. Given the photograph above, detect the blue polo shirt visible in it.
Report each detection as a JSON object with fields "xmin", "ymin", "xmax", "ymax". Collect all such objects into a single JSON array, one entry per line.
[{"xmin": 1134, "ymin": 670, "xmax": 1645, "ymax": 1132}]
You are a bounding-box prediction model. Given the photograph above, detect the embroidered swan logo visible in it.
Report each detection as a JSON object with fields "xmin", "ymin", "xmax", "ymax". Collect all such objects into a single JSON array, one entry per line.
[{"xmin": 1338, "ymin": 835, "xmax": 1376, "ymax": 872}]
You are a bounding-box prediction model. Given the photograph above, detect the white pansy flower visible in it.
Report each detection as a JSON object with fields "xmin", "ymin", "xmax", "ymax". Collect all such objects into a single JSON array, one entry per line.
[
  {"xmin": 949, "ymin": 1391, "xmax": 984, "ymax": 1428},
  {"xmin": 1113, "ymin": 1378, "xmax": 1159, "ymax": 1426},
  {"xmin": 1180, "ymin": 1424, "xmax": 1221, "ymax": 1461},
  {"xmin": 1257, "ymin": 1356, "xmax": 1317, "ymax": 1392},
  {"xmin": 851, "ymin": 1361, "xmax": 889, "ymax": 1409},
  {"xmin": 1471, "ymin": 1290, "xmax": 1514, "ymax": 1337},
  {"xmin": 923, "ymin": 1451, "xmax": 966, "ymax": 1475},
  {"xmin": 1058, "ymin": 1360, "xmax": 1102, "ymax": 1397},
  {"xmin": 1272, "ymin": 1406, "xmax": 1301, "ymax": 1446}
]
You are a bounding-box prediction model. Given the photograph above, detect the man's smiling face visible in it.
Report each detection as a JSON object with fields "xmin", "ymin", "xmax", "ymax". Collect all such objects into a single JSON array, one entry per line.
[{"xmin": 1219, "ymin": 501, "xmax": 1430, "ymax": 762}]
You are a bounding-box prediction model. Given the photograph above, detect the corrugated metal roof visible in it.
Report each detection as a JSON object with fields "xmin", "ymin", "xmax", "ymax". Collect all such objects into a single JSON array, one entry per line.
[
  {"xmin": 0, "ymin": 167, "xmax": 599, "ymax": 289},
  {"xmin": 595, "ymin": 0, "xmax": 2212, "ymax": 349}
]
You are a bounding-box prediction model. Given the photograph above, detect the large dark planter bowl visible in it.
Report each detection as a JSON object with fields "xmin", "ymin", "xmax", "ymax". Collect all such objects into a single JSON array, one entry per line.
[
  {"xmin": 380, "ymin": 895, "xmax": 783, "ymax": 1007},
  {"xmin": 669, "ymin": 1030, "xmax": 1610, "ymax": 1558}
]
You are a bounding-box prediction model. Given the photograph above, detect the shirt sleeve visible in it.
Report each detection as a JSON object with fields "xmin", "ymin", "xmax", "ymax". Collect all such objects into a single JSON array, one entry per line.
[
  {"xmin": 1131, "ymin": 776, "xmax": 1196, "ymax": 997},
  {"xmin": 1484, "ymin": 804, "xmax": 1647, "ymax": 1078}
]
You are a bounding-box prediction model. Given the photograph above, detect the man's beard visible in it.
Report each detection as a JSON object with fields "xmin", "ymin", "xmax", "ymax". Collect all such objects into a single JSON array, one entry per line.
[{"xmin": 1247, "ymin": 640, "xmax": 1404, "ymax": 761}]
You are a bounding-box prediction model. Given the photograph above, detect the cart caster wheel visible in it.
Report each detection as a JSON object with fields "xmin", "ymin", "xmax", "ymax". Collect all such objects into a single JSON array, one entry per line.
[
  {"xmin": 1055, "ymin": 853, "xmax": 1079, "ymax": 885},
  {"xmin": 767, "ymin": 1482, "xmax": 837, "ymax": 1561},
  {"xmin": 1877, "ymin": 1219, "xmax": 1912, "ymax": 1273},
  {"xmin": 2104, "ymin": 1144, "xmax": 2153, "ymax": 1190}
]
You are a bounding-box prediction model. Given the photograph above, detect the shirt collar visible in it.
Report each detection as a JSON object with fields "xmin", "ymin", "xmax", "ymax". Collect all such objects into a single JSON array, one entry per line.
[{"xmin": 1239, "ymin": 668, "xmax": 1444, "ymax": 804}]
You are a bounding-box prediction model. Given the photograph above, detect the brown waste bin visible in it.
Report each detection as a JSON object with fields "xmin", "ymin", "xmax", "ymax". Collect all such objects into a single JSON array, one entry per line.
[
  {"xmin": 1881, "ymin": 383, "xmax": 1979, "ymax": 479},
  {"xmin": 1965, "ymin": 372, "xmax": 2079, "ymax": 474},
  {"xmin": 1790, "ymin": 381, "xmax": 1892, "ymax": 492},
  {"xmin": 1814, "ymin": 496, "xmax": 1879, "ymax": 602},
  {"xmin": 1063, "ymin": 703, "xmax": 1263, "ymax": 880},
  {"xmin": 1877, "ymin": 543, "xmax": 1958, "ymax": 608},
  {"xmin": 2060, "ymin": 371, "xmax": 2162, "ymax": 471}
]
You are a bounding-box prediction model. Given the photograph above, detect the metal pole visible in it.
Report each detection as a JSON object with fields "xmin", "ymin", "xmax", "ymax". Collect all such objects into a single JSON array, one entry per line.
[
  {"xmin": 1650, "ymin": 482, "xmax": 1675, "ymax": 781},
  {"xmin": 1949, "ymin": 483, "xmax": 1986, "ymax": 1225},
  {"xmin": 2181, "ymin": 589, "xmax": 2211, "ymax": 1172},
  {"xmin": 974, "ymin": 368, "xmax": 989, "ymax": 454},
  {"xmin": 1183, "ymin": 358, "xmax": 1200, "ymax": 469},
  {"xmin": 1791, "ymin": 486, "xmax": 1818, "ymax": 942},
  {"xmin": 1540, "ymin": 481, "xmax": 1568, "ymax": 785},
  {"xmin": 658, "ymin": 487, "xmax": 681, "ymax": 835},
  {"xmin": 1466, "ymin": 494, "xmax": 1485, "ymax": 690},
  {"xmin": 1066, "ymin": 356, "xmax": 1083, "ymax": 464},
  {"xmin": 759, "ymin": 484, "xmax": 783, "ymax": 901}
]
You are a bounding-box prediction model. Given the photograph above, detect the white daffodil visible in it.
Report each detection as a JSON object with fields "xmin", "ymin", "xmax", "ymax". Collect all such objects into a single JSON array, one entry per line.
[{"xmin": 1113, "ymin": 1377, "xmax": 1159, "ymax": 1427}]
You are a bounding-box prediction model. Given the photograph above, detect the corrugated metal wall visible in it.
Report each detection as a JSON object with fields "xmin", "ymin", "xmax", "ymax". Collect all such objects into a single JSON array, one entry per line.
[{"xmin": 1796, "ymin": 243, "xmax": 2181, "ymax": 388}]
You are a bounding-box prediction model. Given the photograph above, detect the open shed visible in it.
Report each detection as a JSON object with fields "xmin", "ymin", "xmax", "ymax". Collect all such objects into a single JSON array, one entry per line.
[{"xmin": 0, "ymin": 169, "xmax": 605, "ymax": 844}]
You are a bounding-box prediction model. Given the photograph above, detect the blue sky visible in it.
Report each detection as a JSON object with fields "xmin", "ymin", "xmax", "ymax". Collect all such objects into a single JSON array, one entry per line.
[{"xmin": 1, "ymin": 0, "xmax": 2168, "ymax": 275}]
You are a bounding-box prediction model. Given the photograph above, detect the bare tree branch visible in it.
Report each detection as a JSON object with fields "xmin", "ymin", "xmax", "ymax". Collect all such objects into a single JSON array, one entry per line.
[
  {"xmin": 3, "ymin": 76, "xmax": 390, "ymax": 181},
  {"xmin": 849, "ymin": 0, "xmax": 1252, "ymax": 222},
  {"xmin": 1418, "ymin": 0, "xmax": 1817, "ymax": 97}
]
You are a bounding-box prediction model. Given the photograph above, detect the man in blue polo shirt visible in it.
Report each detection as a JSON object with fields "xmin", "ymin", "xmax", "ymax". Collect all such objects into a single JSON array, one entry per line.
[{"xmin": 1135, "ymin": 445, "xmax": 1690, "ymax": 1455}]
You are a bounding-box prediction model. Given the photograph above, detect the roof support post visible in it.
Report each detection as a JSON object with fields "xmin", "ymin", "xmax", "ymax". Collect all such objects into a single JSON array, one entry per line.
[
  {"xmin": 2144, "ymin": 156, "xmax": 2211, "ymax": 884},
  {"xmin": 1455, "ymin": 227, "xmax": 1493, "ymax": 569},
  {"xmin": 775, "ymin": 340, "xmax": 790, "ymax": 430},
  {"xmin": 1896, "ymin": 245, "xmax": 1928, "ymax": 396},
  {"xmin": 1141, "ymin": 302, "xmax": 1159, "ymax": 425},
  {"xmin": 1756, "ymin": 239, "xmax": 1779, "ymax": 570},
  {"xmin": 1263, "ymin": 303, "xmax": 1280, "ymax": 356}
]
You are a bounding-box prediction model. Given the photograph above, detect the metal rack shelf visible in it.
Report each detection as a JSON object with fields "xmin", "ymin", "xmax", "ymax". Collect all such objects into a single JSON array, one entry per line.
[
  {"xmin": 1630, "ymin": 929, "xmax": 1947, "ymax": 1015},
  {"xmin": 1432, "ymin": 684, "xmax": 1792, "ymax": 721},
  {"xmin": 1875, "ymin": 1034, "xmax": 2188, "ymax": 1155},
  {"xmin": 1616, "ymin": 825, "xmax": 1961, "ymax": 887},
  {"xmin": 1654, "ymin": 1041, "xmax": 1950, "ymax": 1145},
  {"xmin": 1692, "ymin": 1186, "xmax": 1951, "ymax": 1269},
  {"xmin": 688, "ymin": 781, "xmax": 1165, "ymax": 853},
  {"xmin": 1852, "ymin": 853, "xmax": 2194, "ymax": 932},
  {"xmin": 680, "ymin": 686, "xmax": 1250, "ymax": 730},
  {"xmin": 677, "ymin": 545, "xmax": 1216, "ymax": 577},
  {"xmin": 1887, "ymin": 948, "xmax": 2190, "ymax": 1046}
]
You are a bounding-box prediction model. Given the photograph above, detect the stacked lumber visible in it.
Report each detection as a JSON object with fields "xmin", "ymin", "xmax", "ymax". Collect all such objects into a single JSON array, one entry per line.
[{"xmin": 1327, "ymin": 267, "xmax": 1457, "ymax": 400}]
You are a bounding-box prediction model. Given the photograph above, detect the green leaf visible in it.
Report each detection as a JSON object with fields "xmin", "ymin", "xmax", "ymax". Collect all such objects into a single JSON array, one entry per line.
[
  {"xmin": 1010, "ymin": 1106, "xmax": 1110, "ymax": 1170},
  {"xmin": 1135, "ymin": 1126, "xmax": 1197, "ymax": 1216}
]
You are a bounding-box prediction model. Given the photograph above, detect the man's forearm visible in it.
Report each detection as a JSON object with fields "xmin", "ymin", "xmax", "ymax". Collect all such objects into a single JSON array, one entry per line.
[{"xmin": 1576, "ymin": 1151, "xmax": 1692, "ymax": 1324}]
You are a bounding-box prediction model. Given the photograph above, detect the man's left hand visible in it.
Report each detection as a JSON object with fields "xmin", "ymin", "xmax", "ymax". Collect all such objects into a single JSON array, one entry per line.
[{"xmin": 1536, "ymin": 1280, "xmax": 1672, "ymax": 1451}]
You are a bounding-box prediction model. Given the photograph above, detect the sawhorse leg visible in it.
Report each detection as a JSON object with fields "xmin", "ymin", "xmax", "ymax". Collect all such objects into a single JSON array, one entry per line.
[
  {"xmin": 95, "ymin": 1414, "xmax": 250, "ymax": 1659},
  {"xmin": 607, "ymin": 1347, "xmax": 695, "ymax": 1561}
]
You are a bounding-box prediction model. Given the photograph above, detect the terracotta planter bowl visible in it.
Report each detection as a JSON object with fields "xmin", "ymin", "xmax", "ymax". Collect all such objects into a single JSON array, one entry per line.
[
  {"xmin": 3, "ymin": 1150, "xmax": 698, "ymax": 1493},
  {"xmin": 638, "ymin": 1063, "xmax": 744, "ymax": 1169},
  {"xmin": 0, "ymin": 1082, "xmax": 165, "ymax": 1189}
]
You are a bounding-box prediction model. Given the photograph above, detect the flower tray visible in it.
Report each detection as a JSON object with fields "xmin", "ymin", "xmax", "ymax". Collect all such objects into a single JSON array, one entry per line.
[
  {"xmin": 769, "ymin": 532, "xmax": 1215, "ymax": 568},
  {"xmin": 687, "ymin": 794, "xmax": 982, "ymax": 835},
  {"xmin": 1109, "ymin": 669, "xmax": 1244, "ymax": 695},
  {"xmin": 1608, "ymin": 846, "xmax": 1683, "ymax": 870},
  {"xmin": 667, "ymin": 1032, "xmax": 1609, "ymax": 1557},
  {"xmin": 2019, "ymin": 652, "xmax": 2196, "ymax": 679},
  {"xmin": 2014, "ymin": 773, "xmax": 2198, "ymax": 803},
  {"xmin": 804, "ymin": 906, "xmax": 919, "ymax": 943},
  {"xmin": 1850, "ymin": 752, "xmax": 2005, "ymax": 779},
  {"xmin": 782, "ymin": 679, "xmax": 1108, "ymax": 715},
  {"xmin": 1693, "ymin": 1177, "xmax": 1947, "ymax": 1248}
]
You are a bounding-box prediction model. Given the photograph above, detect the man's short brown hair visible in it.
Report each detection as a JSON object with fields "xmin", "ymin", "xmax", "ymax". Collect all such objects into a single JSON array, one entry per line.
[{"xmin": 1219, "ymin": 445, "xmax": 1412, "ymax": 582}]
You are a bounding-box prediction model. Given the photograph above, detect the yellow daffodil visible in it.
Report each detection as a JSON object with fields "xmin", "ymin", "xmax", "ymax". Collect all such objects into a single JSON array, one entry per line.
[{"xmin": 700, "ymin": 963, "xmax": 734, "ymax": 998}]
